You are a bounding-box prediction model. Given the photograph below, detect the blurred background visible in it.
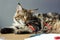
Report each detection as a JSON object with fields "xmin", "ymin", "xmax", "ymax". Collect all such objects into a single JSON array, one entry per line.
[{"xmin": 0, "ymin": 0, "xmax": 60, "ymax": 27}]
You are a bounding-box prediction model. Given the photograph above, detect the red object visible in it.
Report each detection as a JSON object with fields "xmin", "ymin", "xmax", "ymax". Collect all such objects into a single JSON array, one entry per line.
[
  {"xmin": 28, "ymin": 24, "xmax": 35, "ymax": 31},
  {"xmin": 44, "ymin": 22, "xmax": 51, "ymax": 29},
  {"xmin": 54, "ymin": 36, "xmax": 60, "ymax": 40}
]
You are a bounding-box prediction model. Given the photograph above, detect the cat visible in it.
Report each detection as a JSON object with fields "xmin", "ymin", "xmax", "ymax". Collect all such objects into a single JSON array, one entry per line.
[{"xmin": 13, "ymin": 3, "xmax": 41, "ymax": 33}]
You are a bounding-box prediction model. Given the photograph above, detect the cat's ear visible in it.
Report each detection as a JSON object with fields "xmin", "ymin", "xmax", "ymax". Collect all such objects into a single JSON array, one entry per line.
[
  {"xmin": 16, "ymin": 3, "xmax": 23, "ymax": 11},
  {"xmin": 29, "ymin": 8, "xmax": 39, "ymax": 13}
]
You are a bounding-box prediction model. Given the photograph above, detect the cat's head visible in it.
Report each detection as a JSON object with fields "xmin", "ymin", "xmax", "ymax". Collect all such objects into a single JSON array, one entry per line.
[{"xmin": 15, "ymin": 3, "xmax": 39, "ymax": 21}]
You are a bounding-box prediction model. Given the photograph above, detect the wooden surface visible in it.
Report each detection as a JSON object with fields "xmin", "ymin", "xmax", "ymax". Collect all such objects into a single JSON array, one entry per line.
[{"xmin": 0, "ymin": 34, "xmax": 31, "ymax": 40}]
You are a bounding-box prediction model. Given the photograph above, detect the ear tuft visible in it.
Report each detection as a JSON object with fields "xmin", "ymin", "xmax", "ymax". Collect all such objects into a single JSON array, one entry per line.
[
  {"xmin": 18, "ymin": 3, "xmax": 21, "ymax": 5},
  {"xmin": 17, "ymin": 3, "xmax": 22, "ymax": 11},
  {"xmin": 33, "ymin": 8, "xmax": 39, "ymax": 10}
]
